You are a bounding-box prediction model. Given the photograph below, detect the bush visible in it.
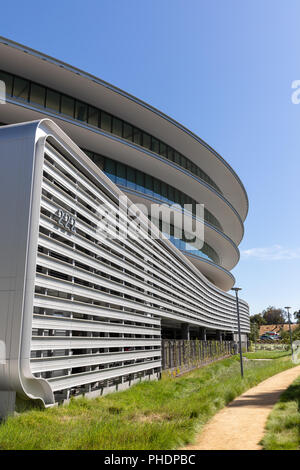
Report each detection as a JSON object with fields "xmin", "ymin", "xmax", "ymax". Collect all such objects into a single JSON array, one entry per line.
[{"xmin": 280, "ymin": 326, "xmax": 300, "ymax": 344}]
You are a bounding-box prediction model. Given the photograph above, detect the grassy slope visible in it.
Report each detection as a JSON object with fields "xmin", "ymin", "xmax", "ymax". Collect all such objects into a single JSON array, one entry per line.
[
  {"xmin": 244, "ymin": 351, "xmax": 290, "ymax": 360},
  {"xmin": 261, "ymin": 376, "xmax": 300, "ymax": 450},
  {"xmin": 0, "ymin": 356, "xmax": 296, "ymax": 450}
]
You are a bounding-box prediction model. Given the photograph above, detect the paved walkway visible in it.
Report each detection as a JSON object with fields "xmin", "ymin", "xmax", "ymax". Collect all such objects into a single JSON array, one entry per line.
[{"xmin": 183, "ymin": 365, "xmax": 300, "ymax": 450}]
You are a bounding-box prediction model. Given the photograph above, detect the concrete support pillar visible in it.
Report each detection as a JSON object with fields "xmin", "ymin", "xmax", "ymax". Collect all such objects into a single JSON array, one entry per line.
[
  {"xmin": 181, "ymin": 323, "xmax": 190, "ymax": 340},
  {"xmin": 216, "ymin": 330, "xmax": 223, "ymax": 342},
  {"xmin": 198, "ymin": 327, "xmax": 206, "ymax": 341},
  {"xmin": 0, "ymin": 391, "xmax": 15, "ymax": 420}
]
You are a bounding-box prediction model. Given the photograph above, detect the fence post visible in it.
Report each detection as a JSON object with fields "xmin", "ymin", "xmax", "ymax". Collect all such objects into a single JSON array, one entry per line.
[{"xmin": 162, "ymin": 340, "xmax": 165, "ymax": 370}]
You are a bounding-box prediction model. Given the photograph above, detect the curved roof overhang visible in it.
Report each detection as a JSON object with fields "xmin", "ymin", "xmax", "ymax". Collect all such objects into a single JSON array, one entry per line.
[
  {"xmin": 124, "ymin": 191, "xmax": 239, "ymax": 271},
  {"xmin": 182, "ymin": 254, "xmax": 235, "ymax": 291},
  {"xmin": 0, "ymin": 37, "xmax": 248, "ymax": 221},
  {"xmin": 0, "ymin": 100, "xmax": 244, "ymax": 247}
]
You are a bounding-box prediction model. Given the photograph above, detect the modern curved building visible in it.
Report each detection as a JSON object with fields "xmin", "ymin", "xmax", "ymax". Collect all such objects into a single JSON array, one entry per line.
[{"xmin": 0, "ymin": 37, "xmax": 249, "ymax": 414}]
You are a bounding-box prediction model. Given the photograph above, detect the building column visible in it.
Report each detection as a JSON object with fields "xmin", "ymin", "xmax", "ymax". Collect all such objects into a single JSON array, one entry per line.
[
  {"xmin": 198, "ymin": 327, "xmax": 206, "ymax": 341},
  {"xmin": 216, "ymin": 330, "xmax": 223, "ymax": 342},
  {"xmin": 0, "ymin": 392, "xmax": 15, "ymax": 420},
  {"xmin": 181, "ymin": 323, "xmax": 190, "ymax": 340}
]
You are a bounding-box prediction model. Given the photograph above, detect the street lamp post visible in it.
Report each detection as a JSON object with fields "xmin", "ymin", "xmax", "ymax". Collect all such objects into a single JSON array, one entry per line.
[
  {"xmin": 284, "ymin": 306, "xmax": 293, "ymax": 352},
  {"xmin": 231, "ymin": 287, "xmax": 244, "ymax": 378}
]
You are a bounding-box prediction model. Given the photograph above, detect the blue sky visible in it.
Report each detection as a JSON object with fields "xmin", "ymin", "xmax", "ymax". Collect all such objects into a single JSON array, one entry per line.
[{"xmin": 1, "ymin": 0, "xmax": 300, "ymax": 319}]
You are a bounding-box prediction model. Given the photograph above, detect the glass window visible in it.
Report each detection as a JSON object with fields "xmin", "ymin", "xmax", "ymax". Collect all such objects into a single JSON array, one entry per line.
[
  {"xmin": 46, "ymin": 89, "xmax": 60, "ymax": 112},
  {"xmin": 61, "ymin": 95, "xmax": 75, "ymax": 117},
  {"xmin": 180, "ymin": 193, "xmax": 185, "ymax": 206},
  {"xmin": 112, "ymin": 117, "xmax": 123, "ymax": 137},
  {"xmin": 136, "ymin": 171, "xmax": 144, "ymax": 192},
  {"xmin": 93, "ymin": 154, "xmax": 104, "ymax": 170},
  {"xmin": 133, "ymin": 128, "xmax": 142, "ymax": 146},
  {"xmin": 145, "ymin": 175, "xmax": 153, "ymax": 195},
  {"xmin": 186, "ymin": 159, "xmax": 192, "ymax": 171},
  {"xmin": 142, "ymin": 133, "xmax": 151, "ymax": 150},
  {"xmin": 167, "ymin": 146, "xmax": 174, "ymax": 161},
  {"xmin": 151, "ymin": 137, "xmax": 159, "ymax": 154},
  {"xmin": 153, "ymin": 179, "xmax": 161, "ymax": 198},
  {"xmin": 13, "ymin": 77, "xmax": 29, "ymax": 101},
  {"xmin": 104, "ymin": 158, "xmax": 116, "ymax": 182},
  {"xmin": 127, "ymin": 167, "xmax": 136, "ymax": 190},
  {"xmin": 116, "ymin": 162, "xmax": 126, "ymax": 185},
  {"xmin": 88, "ymin": 106, "xmax": 99, "ymax": 127},
  {"xmin": 123, "ymin": 123, "xmax": 133, "ymax": 141},
  {"xmin": 196, "ymin": 167, "xmax": 203, "ymax": 180},
  {"xmin": 75, "ymin": 101, "xmax": 87, "ymax": 122},
  {"xmin": 168, "ymin": 186, "xmax": 174, "ymax": 202},
  {"xmin": 161, "ymin": 182, "xmax": 168, "ymax": 200},
  {"xmin": 184, "ymin": 195, "xmax": 190, "ymax": 205},
  {"xmin": 0, "ymin": 71, "xmax": 13, "ymax": 96},
  {"xmin": 101, "ymin": 112, "xmax": 112, "ymax": 132},
  {"xmin": 181, "ymin": 155, "xmax": 187, "ymax": 169},
  {"xmin": 159, "ymin": 142, "xmax": 166, "ymax": 157},
  {"xmin": 30, "ymin": 83, "xmax": 45, "ymax": 107},
  {"xmin": 174, "ymin": 151, "xmax": 181, "ymax": 165},
  {"xmin": 174, "ymin": 190, "xmax": 181, "ymax": 204}
]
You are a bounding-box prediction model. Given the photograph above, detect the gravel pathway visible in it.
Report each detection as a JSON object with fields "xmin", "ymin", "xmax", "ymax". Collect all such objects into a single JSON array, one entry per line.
[{"xmin": 183, "ymin": 365, "xmax": 300, "ymax": 450}]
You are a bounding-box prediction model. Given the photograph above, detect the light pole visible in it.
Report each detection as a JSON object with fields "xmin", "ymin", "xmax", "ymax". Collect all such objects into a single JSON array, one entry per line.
[
  {"xmin": 284, "ymin": 306, "xmax": 293, "ymax": 352},
  {"xmin": 231, "ymin": 287, "xmax": 244, "ymax": 378}
]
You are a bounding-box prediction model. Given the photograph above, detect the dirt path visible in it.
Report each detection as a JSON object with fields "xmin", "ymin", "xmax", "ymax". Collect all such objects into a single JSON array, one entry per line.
[{"xmin": 183, "ymin": 365, "xmax": 300, "ymax": 450}]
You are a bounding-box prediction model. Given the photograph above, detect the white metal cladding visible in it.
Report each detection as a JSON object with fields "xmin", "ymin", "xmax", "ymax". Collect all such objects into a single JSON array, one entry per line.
[
  {"xmin": 34, "ymin": 147, "xmax": 164, "ymax": 403},
  {"xmin": 0, "ymin": 120, "xmax": 249, "ymax": 415}
]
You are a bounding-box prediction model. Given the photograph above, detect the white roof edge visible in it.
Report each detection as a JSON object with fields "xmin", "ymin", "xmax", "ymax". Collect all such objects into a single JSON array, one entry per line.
[{"xmin": 0, "ymin": 36, "xmax": 249, "ymax": 220}]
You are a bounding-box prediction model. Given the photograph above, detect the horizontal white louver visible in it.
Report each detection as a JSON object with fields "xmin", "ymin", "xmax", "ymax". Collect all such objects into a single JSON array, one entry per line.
[{"xmin": 33, "ymin": 142, "xmax": 163, "ymax": 402}]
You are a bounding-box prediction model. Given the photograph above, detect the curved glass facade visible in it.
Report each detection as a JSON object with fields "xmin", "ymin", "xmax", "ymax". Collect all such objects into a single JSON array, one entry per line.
[
  {"xmin": 0, "ymin": 69, "xmax": 221, "ymax": 193},
  {"xmin": 163, "ymin": 232, "xmax": 219, "ymax": 264},
  {"xmin": 84, "ymin": 149, "xmax": 223, "ymax": 233},
  {"xmin": 83, "ymin": 150, "xmax": 220, "ymax": 265}
]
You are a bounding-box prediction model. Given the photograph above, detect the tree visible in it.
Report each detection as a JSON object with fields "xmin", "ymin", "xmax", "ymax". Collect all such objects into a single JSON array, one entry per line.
[
  {"xmin": 280, "ymin": 325, "xmax": 300, "ymax": 344},
  {"xmin": 249, "ymin": 322, "xmax": 259, "ymax": 342},
  {"xmin": 294, "ymin": 310, "xmax": 300, "ymax": 324},
  {"xmin": 249, "ymin": 313, "xmax": 266, "ymax": 341},
  {"xmin": 262, "ymin": 306, "xmax": 285, "ymax": 325},
  {"xmin": 250, "ymin": 313, "xmax": 266, "ymax": 326}
]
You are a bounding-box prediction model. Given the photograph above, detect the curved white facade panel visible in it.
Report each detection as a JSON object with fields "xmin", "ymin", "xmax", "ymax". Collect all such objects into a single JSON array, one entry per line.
[{"xmin": 0, "ymin": 120, "xmax": 249, "ymax": 416}]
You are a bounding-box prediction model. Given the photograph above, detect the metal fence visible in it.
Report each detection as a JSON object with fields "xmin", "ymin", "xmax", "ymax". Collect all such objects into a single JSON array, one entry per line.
[{"xmin": 162, "ymin": 339, "xmax": 235, "ymax": 374}]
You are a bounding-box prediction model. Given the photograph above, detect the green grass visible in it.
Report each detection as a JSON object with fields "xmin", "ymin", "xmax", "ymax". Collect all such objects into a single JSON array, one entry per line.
[
  {"xmin": 244, "ymin": 350, "xmax": 291, "ymax": 360},
  {"xmin": 261, "ymin": 376, "xmax": 300, "ymax": 450},
  {"xmin": 0, "ymin": 356, "xmax": 296, "ymax": 450}
]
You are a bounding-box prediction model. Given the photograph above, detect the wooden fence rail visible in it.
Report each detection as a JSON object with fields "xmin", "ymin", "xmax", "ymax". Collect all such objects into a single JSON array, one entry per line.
[{"xmin": 162, "ymin": 339, "xmax": 235, "ymax": 374}]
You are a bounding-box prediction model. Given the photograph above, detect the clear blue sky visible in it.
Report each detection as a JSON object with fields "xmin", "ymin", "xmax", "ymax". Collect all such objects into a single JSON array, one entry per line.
[{"xmin": 1, "ymin": 0, "xmax": 300, "ymax": 319}]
